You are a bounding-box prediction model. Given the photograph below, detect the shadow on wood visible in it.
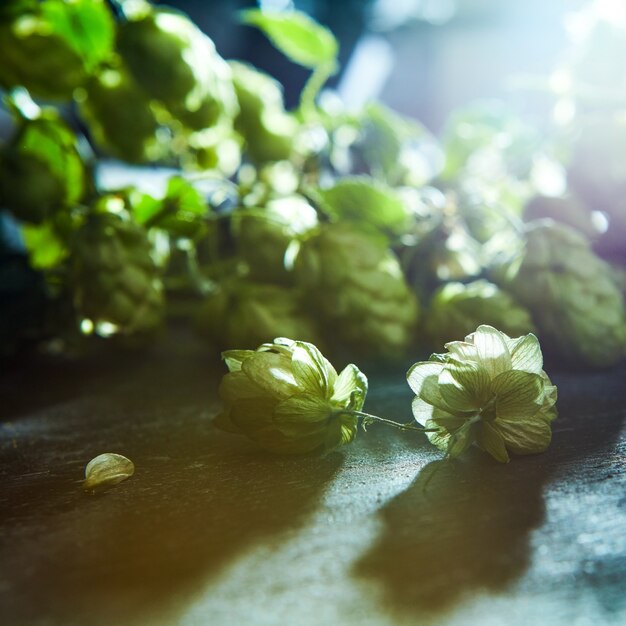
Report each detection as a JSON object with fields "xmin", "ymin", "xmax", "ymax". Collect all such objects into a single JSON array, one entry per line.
[{"xmin": 354, "ymin": 365, "xmax": 626, "ymax": 618}]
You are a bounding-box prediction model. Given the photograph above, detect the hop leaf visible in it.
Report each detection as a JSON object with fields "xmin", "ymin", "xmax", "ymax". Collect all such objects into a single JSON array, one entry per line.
[
  {"xmin": 407, "ymin": 325, "xmax": 557, "ymax": 463},
  {"xmin": 241, "ymin": 9, "xmax": 338, "ymax": 70},
  {"xmin": 215, "ymin": 338, "xmax": 367, "ymax": 454},
  {"xmin": 316, "ymin": 176, "xmax": 412, "ymax": 237}
]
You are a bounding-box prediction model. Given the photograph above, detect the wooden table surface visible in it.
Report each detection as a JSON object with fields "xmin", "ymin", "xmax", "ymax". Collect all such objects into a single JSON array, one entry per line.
[{"xmin": 1, "ymin": 335, "xmax": 625, "ymax": 626}]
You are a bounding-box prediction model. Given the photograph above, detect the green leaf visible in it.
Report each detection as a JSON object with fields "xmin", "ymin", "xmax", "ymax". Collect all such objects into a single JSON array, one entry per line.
[
  {"xmin": 41, "ymin": 0, "xmax": 115, "ymax": 72},
  {"xmin": 317, "ymin": 177, "xmax": 411, "ymax": 235},
  {"xmin": 22, "ymin": 221, "xmax": 67, "ymax": 269},
  {"xmin": 164, "ymin": 177, "xmax": 207, "ymax": 217},
  {"xmin": 241, "ymin": 9, "xmax": 338, "ymax": 70},
  {"xmin": 492, "ymin": 370, "xmax": 544, "ymax": 421},
  {"xmin": 128, "ymin": 191, "xmax": 162, "ymax": 225},
  {"xmin": 131, "ymin": 177, "xmax": 209, "ymax": 237}
]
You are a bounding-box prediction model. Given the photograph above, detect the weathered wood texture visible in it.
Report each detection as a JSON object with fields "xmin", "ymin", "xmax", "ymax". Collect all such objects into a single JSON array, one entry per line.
[{"xmin": 1, "ymin": 340, "xmax": 625, "ymax": 626}]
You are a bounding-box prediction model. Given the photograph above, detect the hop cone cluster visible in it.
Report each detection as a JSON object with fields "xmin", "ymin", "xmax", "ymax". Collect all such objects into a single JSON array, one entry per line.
[
  {"xmin": 493, "ymin": 222, "xmax": 626, "ymax": 367},
  {"xmin": 294, "ymin": 223, "xmax": 419, "ymax": 361},
  {"xmin": 72, "ymin": 212, "xmax": 163, "ymax": 335},
  {"xmin": 215, "ymin": 338, "xmax": 368, "ymax": 454},
  {"xmin": 408, "ymin": 325, "xmax": 557, "ymax": 462}
]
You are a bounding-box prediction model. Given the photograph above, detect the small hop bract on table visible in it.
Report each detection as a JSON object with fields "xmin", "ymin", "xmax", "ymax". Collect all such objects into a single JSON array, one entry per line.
[
  {"xmin": 215, "ymin": 337, "xmax": 368, "ymax": 454},
  {"xmin": 407, "ymin": 325, "xmax": 558, "ymax": 462}
]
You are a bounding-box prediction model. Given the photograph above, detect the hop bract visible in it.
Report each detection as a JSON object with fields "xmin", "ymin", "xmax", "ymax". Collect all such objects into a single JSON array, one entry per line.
[
  {"xmin": 407, "ymin": 325, "xmax": 557, "ymax": 463},
  {"xmin": 215, "ymin": 338, "xmax": 367, "ymax": 454}
]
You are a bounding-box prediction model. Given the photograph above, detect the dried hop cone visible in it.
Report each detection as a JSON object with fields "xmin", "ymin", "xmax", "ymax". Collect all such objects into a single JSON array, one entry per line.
[
  {"xmin": 72, "ymin": 211, "xmax": 164, "ymax": 336},
  {"xmin": 294, "ymin": 223, "xmax": 419, "ymax": 361},
  {"xmin": 408, "ymin": 325, "xmax": 557, "ymax": 463},
  {"xmin": 215, "ymin": 338, "xmax": 368, "ymax": 454}
]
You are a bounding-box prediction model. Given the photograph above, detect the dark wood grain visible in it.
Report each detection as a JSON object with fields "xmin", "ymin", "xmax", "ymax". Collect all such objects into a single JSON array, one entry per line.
[{"xmin": 1, "ymin": 339, "xmax": 625, "ymax": 625}]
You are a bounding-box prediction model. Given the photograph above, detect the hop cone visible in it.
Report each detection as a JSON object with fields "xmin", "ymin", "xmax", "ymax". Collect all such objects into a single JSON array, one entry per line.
[
  {"xmin": 0, "ymin": 115, "xmax": 84, "ymax": 224},
  {"xmin": 215, "ymin": 338, "xmax": 368, "ymax": 454},
  {"xmin": 408, "ymin": 325, "xmax": 557, "ymax": 462},
  {"xmin": 425, "ymin": 280, "xmax": 535, "ymax": 349},
  {"xmin": 118, "ymin": 7, "xmax": 238, "ymax": 128},
  {"xmin": 72, "ymin": 212, "xmax": 163, "ymax": 335},
  {"xmin": 294, "ymin": 223, "xmax": 419, "ymax": 361},
  {"xmin": 79, "ymin": 66, "xmax": 162, "ymax": 163},
  {"xmin": 233, "ymin": 195, "xmax": 318, "ymax": 285},
  {"xmin": 492, "ymin": 221, "xmax": 626, "ymax": 367},
  {"xmin": 229, "ymin": 61, "xmax": 296, "ymax": 163},
  {"xmin": 197, "ymin": 281, "xmax": 323, "ymax": 351}
]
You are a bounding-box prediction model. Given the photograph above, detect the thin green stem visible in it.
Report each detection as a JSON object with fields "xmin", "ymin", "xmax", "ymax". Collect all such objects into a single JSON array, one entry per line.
[
  {"xmin": 299, "ymin": 63, "xmax": 334, "ymax": 121},
  {"xmin": 337, "ymin": 410, "xmax": 438, "ymax": 433}
]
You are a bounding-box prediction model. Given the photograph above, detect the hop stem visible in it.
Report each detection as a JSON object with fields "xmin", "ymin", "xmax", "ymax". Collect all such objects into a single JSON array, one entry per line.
[
  {"xmin": 299, "ymin": 62, "xmax": 335, "ymax": 121},
  {"xmin": 337, "ymin": 410, "xmax": 438, "ymax": 433}
]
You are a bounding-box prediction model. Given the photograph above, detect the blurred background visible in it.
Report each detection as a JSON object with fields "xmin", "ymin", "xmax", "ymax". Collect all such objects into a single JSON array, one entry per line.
[
  {"xmin": 3, "ymin": 0, "xmax": 626, "ymax": 365},
  {"xmin": 162, "ymin": 0, "xmax": 571, "ymax": 129}
]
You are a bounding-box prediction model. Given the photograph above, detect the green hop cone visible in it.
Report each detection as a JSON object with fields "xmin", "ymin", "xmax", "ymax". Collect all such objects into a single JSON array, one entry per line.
[
  {"xmin": 0, "ymin": 114, "xmax": 84, "ymax": 224},
  {"xmin": 1, "ymin": 4, "xmax": 83, "ymax": 99},
  {"xmin": 79, "ymin": 65, "xmax": 162, "ymax": 163},
  {"xmin": 492, "ymin": 221, "xmax": 626, "ymax": 367},
  {"xmin": 0, "ymin": 0, "xmax": 115, "ymax": 100},
  {"xmin": 297, "ymin": 226, "xmax": 419, "ymax": 361},
  {"xmin": 294, "ymin": 223, "xmax": 419, "ymax": 361},
  {"xmin": 233, "ymin": 195, "xmax": 318, "ymax": 285},
  {"xmin": 425, "ymin": 280, "xmax": 536, "ymax": 350},
  {"xmin": 118, "ymin": 7, "xmax": 238, "ymax": 128},
  {"xmin": 229, "ymin": 61, "xmax": 297, "ymax": 163},
  {"xmin": 408, "ymin": 325, "xmax": 558, "ymax": 463},
  {"xmin": 72, "ymin": 209, "xmax": 164, "ymax": 336},
  {"xmin": 215, "ymin": 337, "xmax": 368, "ymax": 454},
  {"xmin": 196, "ymin": 281, "xmax": 323, "ymax": 351},
  {"xmin": 523, "ymin": 194, "xmax": 599, "ymax": 240}
]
